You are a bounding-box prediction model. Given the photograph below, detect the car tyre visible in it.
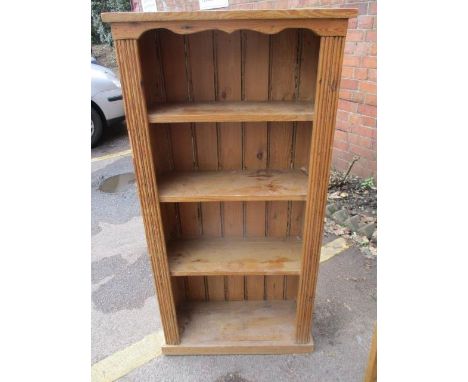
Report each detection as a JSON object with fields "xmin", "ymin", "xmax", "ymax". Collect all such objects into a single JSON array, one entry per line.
[{"xmin": 91, "ymin": 107, "xmax": 104, "ymax": 148}]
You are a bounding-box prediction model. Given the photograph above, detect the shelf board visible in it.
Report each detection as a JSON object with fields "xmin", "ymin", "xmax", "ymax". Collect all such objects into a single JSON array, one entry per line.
[
  {"xmin": 102, "ymin": 9, "xmax": 359, "ymax": 23},
  {"xmin": 148, "ymin": 101, "xmax": 314, "ymax": 123},
  {"xmin": 168, "ymin": 238, "xmax": 302, "ymax": 276},
  {"xmin": 162, "ymin": 300, "xmax": 313, "ymax": 355},
  {"xmin": 158, "ymin": 169, "xmax": 308, "ymax": 202}
]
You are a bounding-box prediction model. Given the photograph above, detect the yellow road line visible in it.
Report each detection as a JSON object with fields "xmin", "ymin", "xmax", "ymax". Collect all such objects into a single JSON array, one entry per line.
[
  {"xmin": 91, "ymin": 149, "xmax": 132, "ymax": 163},
  {"xmin": 91, "ymin": 237, "xmax": 350, "ymax": 381},
  {"xmin": 92, "ymin": 330, "xmax": 164, "ymax": 382},
  {"xmin": 320, "ymin": 237, "xmax": 350, "ymax": 263}
]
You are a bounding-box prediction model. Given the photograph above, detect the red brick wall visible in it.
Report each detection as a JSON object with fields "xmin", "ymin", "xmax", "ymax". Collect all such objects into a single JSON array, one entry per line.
[{"xmin": 132, "ymin": 0, "xmax": 377, "ymax": 178}]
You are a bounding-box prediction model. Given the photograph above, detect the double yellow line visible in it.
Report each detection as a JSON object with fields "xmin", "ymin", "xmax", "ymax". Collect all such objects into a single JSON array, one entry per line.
[{"xmin": 91, "ymin": 149, "xmax": 132, "ymax": 163}]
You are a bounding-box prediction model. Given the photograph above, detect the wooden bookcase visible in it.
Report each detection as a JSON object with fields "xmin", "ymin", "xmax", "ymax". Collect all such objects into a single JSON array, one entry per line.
[{"xmin": 102, "ymin": 8, "xmax": 357, "ymax": 355}]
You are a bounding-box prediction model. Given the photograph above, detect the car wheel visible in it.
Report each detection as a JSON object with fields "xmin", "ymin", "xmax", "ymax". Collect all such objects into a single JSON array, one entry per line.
[{"xmin": 91, "ymin": 107, "xmax": 104, "ymax": 148}]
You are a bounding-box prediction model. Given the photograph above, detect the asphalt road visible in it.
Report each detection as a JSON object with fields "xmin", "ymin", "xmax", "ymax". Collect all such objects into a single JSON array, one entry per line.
[
  {"xmin": 91, "ymin": 129, "xmax": 377, "ymax": 382},
  {"xmin": 91, "ymin": 121, "xmax": 130, "ymax": 159}
]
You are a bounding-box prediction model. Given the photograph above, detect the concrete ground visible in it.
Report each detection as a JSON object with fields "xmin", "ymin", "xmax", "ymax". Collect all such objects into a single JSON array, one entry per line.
[{"xmin": 91, "ymin": 127, "xmax": 377, "ymax": 382}]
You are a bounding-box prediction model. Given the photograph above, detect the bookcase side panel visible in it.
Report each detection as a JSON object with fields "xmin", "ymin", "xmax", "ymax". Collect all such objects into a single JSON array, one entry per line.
[
  {"xmin": 295, "ymin": 36, "xmax": 346, "ymax": 344},
  {"xmin": 115, "ymin": 39, "xmax": 179, "ymax": 344}
]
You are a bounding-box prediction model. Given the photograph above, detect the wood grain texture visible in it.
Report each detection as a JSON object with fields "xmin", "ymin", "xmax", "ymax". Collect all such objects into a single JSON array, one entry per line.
[
  {"xmin": 109, "ymin": 19, "xmax": 349, "ymax": 39},
  {"xmin": 266, "ymin": 29, "xmax": 299, "ymax": 300},
  {"xmin": 148, "ymin": 101, "xmax": 314, "ymax": 123},
  {"xmin": 162, "ymin": 342, "xmax": 312, "ymax": 355},
  {"xmin": 114, "ymin": 39, "xmax": 179, "ymax": 345},
  {"xmin": 243, "ymin": 30, "xmax": 270, "ymax": 300},
  {"xmin": 162, "ymin": 300, "xmax": 313, "ymax": 355},
  {"xmin": 102, "ymin": 9, "xmax": 358, "ymax": 22},
  {"xmin": 158, "ymin": 170, "xmax": 308, "ymax": 202},
  {"xmin": 286, "ymin": 29, "xmax": 319, "ymax": 298},
  {"xmin": 295, "ymin": 36, "xmax": 346, "ymax": 343},
  {"xmin": 187, "ymin": 30, "xmax": 224, "ymax": 302},
  {"xmin": 214, "ymin": 30, "xmax": 245, "ymax": 301},
  {"xmin": 159, "ymin": 31, "xmax": 206, "ymax": 302},
  {"xmin": 109, "ymin": 11, "xmax": 350, "ymax": 352},
  {"xmin": 168, "ymin": 238, "xmax": 302, "ymax": 276}
]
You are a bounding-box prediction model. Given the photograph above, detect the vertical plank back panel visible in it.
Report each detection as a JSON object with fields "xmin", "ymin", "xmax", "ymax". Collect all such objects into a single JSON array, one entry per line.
[
  {"xmin": 140, "ymin": 31, "xmax": 176, "ymax": 242},
  {"xmin": 243, "ymin": 30, "xmax": 269, "ymax": 300},
  {"xmin": 266, "ymin": 29, "xmax": 299, "ymax": 300},
  {"xmin": 140, "ymin": 31, "xmax": 185, "ymax": 305},
  {"xmin": 287, "ymin": 30, "xmax": 320, "ymax": 299},
  {"xmin": 159, "ymin": 30, "xmax": 205, "ymax": 301},
  {"xmin": 215, "ymin": 31, "xmax": 244, "ymax": 301},
  {"xmin": 188, "ymin": 31, "xmax": 225, "ymax": 301}
]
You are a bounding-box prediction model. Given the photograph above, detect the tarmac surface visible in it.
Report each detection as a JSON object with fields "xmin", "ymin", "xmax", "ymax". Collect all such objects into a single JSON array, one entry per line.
[{"xmin": 91, "ymin": 127, "xmax": 377, "ymax": 382}]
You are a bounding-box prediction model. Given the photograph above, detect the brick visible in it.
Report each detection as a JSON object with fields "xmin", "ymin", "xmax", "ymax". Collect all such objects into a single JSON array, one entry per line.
[
  {"xmin": 368, "ymin": 69, "xmax": 377, "ymax": 82},
  {"xmin": 349, "ymin": 113, "xmax": 362, "ymax": 127},
  {"xmin": 333, "ymin": 139, "xmax": 349, "ymax": 151},
  {"xmin": 340, "ymin": 78, "xmax": 359, "ymax": 90},
  {"xmin": 347, "ymin": 30, "xmax": 364, "ymax": 42},
  {"xmin": 359, "ymin": 81, "xmax": 377, "ymax": 94},
  {"xmin": 334, "ymin": 129, "xmax": 348, "ymax": 142},
  {"xmin": 349, "ymin": 143, "xmax": 376, "ymax": 161},
  {"xmin": 358, "ymin": 103, "xmax": 377, "ymax": 117},
  {"xmin": 370, "ymin": 42, "xmax": 377, "ymax": 56},
  {"xmin": 340, "ymin": 89, "xmax": 354, "ymax": 101},
  {"xmin": 333, "ymin": 147, "xmax": 354, "ymax": 162},
  {"xmin": 362, "ymin": 56, "xmax": 377, "ymax": 69},
  {"xmin": 345, "ymin": 42, "xmax": 356, "ymax": 54},
  {"xmin": 336, "ymin": 119, "xmax": 351, "ymax": 132},
  {"xmin": 355, "ymin": 42, "xmax": 370, "ymax": 56},
  {"xmin": 343, "ymin": 55, "xmax": 360, "ymax": 67},
  {"xmin": 340, "ymin": 90, "xmax": 364, "ymax": 104},
  {"xmin": 352, "ymin": 126, "xmax": 377, "ymax": 139},
  {"xmin": 337, "ymin": 117, "xmax": 353, "ymax": 131},
  {"xmin": 353, "ymin": 91, "xmax": 365, "ymax": 104},
  {"xmin": 341, "ymin": 2, "xmax": 368, "ymax": 15},
  {"xmin": 362, "ymin": 116, "xmax": 377, "ymax": 128},
  {"xmin": 341, "ymin": 66, "xmax": 354, "ymax": 79},
  {"xmin": 365, "ymin": 93, "xmax": 377, "ymax": 106},
  {"xmin": 366, "ymin": 30, "xmax": 377, "ymax": 42},
  {"xmin": 358, "ymin": 15, "xmax": 374, "ymax": 29},
  {"xmin": 354, "ymin": 67, "xmax": 368, "ymax": 80},
  {"xmin": 348, "ymin": 17, "xmax": 358, "ymax": 29},
  {"xmin": 360, "ymin": 156, "xmax": 377, "ymax": 171},
  {"xmin": 332, "ymin": 157, "xmax": 350, "ymax": 173},
  {"xmin": 368, "ymin": 1, "xmax": 377, "ymax": 15},
  {"xmin": 351, "ymin": 164, "xmax": 368, "ymax": 179},
  {"xmin": 348, "ymin": 133, "xmax": 373, "ymax": 149},
  {"xmin": 338, "ymin": 99, "xmax": 358, "ymax": 112},
  {"xmin": 337, "ymin": 109, "xmax": 350, "ymax": 122},
  {"xmin": 320, "ymin": 0, "xmax": 343, "ymax": 5}
]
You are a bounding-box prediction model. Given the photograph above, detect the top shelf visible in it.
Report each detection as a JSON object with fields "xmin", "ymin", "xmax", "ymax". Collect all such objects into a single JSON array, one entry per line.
[
  {"xmin": 102, "ymin": 9, "xmax": 359, "ymax": 23},
  {"xmin": 148, "ymin": 101, "xmax": 314, "ymax": 123}
]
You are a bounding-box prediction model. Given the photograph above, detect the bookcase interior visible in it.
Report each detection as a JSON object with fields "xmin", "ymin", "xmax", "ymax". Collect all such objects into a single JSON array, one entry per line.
[{"xmin": 136, "ymin": 29, "xmax": 319, "ymax": 311}]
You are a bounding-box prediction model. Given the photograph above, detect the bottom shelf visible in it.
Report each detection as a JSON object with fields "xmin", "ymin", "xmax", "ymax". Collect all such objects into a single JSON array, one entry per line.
[{"xmin": 162, "ymin": 300, "xmax": 313, "ymax": 355}]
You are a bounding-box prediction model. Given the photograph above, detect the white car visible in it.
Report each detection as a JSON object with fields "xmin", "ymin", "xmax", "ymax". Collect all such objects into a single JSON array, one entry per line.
[{"xmin": 91, "ymin": 58, "xmax": 125, "ymax": 147}]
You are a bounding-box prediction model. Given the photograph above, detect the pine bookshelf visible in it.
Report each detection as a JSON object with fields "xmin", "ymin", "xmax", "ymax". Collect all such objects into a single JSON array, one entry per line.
[{"xmin": 102, "ymin": 8, "xmax": 357, "ymax": 355}]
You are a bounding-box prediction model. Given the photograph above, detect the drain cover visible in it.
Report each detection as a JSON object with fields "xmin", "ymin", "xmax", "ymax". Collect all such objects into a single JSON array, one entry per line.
[{"xmin": 99, "ymin": 172, "xmax": 136, "ymax": 193}]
